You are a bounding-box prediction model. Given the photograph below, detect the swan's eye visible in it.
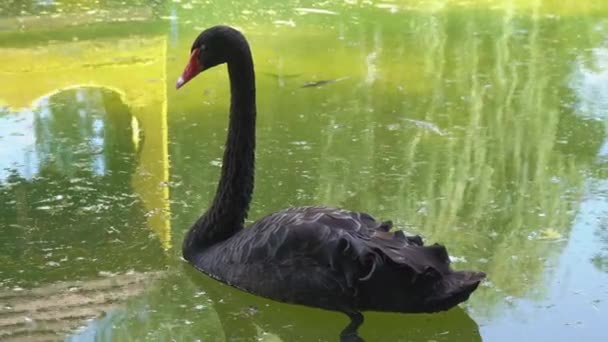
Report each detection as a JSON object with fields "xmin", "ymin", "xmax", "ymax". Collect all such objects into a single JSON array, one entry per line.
[{"xmin": 200, "ymin": 44, "xmax": 207, "ymax": 51}]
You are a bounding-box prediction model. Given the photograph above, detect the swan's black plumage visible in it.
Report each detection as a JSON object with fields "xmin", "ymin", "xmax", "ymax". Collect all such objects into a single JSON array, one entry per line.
[{"xmin": 178, "ymin": 25, "xmax": 485, "ymax": 341}]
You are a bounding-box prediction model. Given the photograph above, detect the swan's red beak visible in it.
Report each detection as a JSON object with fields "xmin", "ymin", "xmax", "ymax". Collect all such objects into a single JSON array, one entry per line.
[{"xmin": 176, "ymin": 48, "xmax": 202, "ymax": 89}]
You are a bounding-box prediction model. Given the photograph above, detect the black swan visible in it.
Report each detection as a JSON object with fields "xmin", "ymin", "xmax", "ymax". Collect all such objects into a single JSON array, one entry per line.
[{"xmin": 176, "ymin": 25, "xmax": 485, "ymax": 342}]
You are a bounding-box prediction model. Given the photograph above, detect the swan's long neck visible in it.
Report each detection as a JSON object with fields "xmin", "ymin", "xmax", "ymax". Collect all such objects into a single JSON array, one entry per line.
[{"xmin": 185, "ymin": 42, "xmax": 256, "ymax": 253}]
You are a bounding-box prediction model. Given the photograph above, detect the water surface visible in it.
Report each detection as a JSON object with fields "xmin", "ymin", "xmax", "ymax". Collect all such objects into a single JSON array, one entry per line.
[{"xmin": 1, "ymin": 1, "xmax": 608, "ymax": 341}]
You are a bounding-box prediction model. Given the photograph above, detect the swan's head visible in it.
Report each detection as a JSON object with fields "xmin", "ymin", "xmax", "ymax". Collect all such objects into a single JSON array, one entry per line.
[{"xmin": 176, "ymin": 25, "xmax": 248, "ymax": 89}]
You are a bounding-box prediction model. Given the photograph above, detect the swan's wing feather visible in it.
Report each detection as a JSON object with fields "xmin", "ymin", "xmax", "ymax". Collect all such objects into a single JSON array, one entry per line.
[
  {"xmin": 252, "ymin": 206, "xmax": 383, "ymax": 232},
  {"xmin": 216, "ymin": 206, "xmax": 484, "ymax": 312},
  {"xmin": 243, "ymin": 207, "xmax": 450, "ymax": 282}
]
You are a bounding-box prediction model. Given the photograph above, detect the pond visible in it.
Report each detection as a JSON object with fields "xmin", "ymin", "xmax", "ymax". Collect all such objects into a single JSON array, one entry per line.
[{"xmin": 1, "ymin": 0, "xmax": 608, "ymax": 341}]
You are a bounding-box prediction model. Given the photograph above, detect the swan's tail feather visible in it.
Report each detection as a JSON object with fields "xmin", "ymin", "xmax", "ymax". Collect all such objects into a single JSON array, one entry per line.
[
  {"xmin": 391, "ymin": 230, "xmax": 423, "ymax": 246},
  {"xmin": 420, "ymin": 243, "xmax": 451, "ymax": 271},
  {"xmin": 353, "ymin": 231, "xmax": 485, "ymax": 313},
  {"xmin": 378, "ymin": 220, "xmax": 393, "ymax": 232},
  {"xmin": 423, "ymin": 270, "xmax": 486, "ymax": 312}
]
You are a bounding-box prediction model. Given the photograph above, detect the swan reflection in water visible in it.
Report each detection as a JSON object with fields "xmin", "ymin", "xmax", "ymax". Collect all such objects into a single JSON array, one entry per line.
[{"xmin": 183, "ymin": 265, "xmax": 482, "ymax": 342}]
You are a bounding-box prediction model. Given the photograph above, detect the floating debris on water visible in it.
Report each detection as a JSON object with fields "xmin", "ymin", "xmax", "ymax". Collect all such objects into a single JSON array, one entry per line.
[
  {"xmin": 401, "ymin": 118, "xmax": 445, "ymax": 136},
  {"xmin": 273, "ymin": 19, "xmax": 296, "ymax": 27},
  {"xmin": 528, "ymin": 228, "xmax": 564, "ymax": 241},
  {"xmin": 263, "ymin": 72, "xmax": 301, "ymax": 79},
  {"xmin": 301, "ymin": 76, "xmax": 350, "ymax": 88},
  {"xmin": 294, "ymin": 8, "xmax": 338, "ymax": 15},
  {"xmin": 449, "ymin": 256, "xmax": 468, "ymax": 263},
  {"xmin": 539, "ymin": 228, "xmax": 563, "ymax": 240},
  {"xmin": 376, "ymin": 3, "xmax": 399, "ymax": 13}
]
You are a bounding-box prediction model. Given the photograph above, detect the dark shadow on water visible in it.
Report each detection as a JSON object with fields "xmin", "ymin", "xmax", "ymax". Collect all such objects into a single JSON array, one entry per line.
[{"xmin": 182, "ymin": 264, "xmax": 482, "ymax": 341}]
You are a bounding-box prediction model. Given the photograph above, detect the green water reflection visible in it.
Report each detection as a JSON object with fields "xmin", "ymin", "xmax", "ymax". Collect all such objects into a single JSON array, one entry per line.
[
  {"xmin": 1, "ymin": 0, "xmax": 608, "ymax": 341},
  {"xmin": 0, "ymin": 89, "xmax": 165, "ymax": 282}
]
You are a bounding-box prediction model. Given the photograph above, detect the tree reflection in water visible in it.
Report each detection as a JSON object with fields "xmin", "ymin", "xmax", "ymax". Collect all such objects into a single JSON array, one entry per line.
[{"xmin": 0, "ymin": 88, "xmax": 165, "ymax": 287}]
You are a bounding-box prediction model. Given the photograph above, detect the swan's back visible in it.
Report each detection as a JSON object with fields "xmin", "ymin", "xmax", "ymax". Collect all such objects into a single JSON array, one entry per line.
[{"xmin": 190, "ymin": 206, "xmax": 485, "ymax": 314}]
